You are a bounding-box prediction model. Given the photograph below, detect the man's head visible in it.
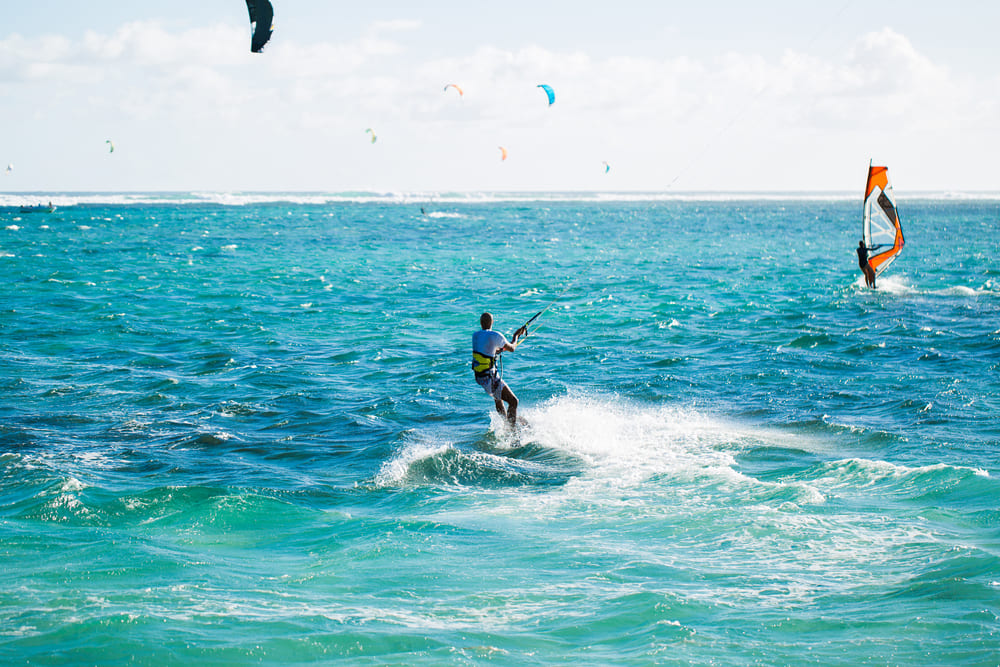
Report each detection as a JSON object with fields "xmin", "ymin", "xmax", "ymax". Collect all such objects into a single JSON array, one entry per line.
[
  {"xmin": 480, "ymin": 312, "xmax": 493, "ymax": 330},
  {"xmin": 859, "ymin": 240, "xmax": 865, "ymax": 248}
]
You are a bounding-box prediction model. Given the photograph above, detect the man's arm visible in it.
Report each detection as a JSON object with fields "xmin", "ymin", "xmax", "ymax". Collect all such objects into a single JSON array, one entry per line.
[{"xmin": 508, "ymin": 325, "xmax": 528, "ymax": 349}]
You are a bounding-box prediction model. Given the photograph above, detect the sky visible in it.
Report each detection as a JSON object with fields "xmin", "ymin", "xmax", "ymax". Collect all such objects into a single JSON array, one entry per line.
[{"xmin": 2, "ymin": 1, "xmax": 998, "ymax": 193}]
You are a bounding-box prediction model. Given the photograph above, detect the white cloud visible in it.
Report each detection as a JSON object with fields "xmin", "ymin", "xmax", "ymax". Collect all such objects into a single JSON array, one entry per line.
[
  {"xmin": 2, "ymin": 23, "xmax": 985, "ymax": 127},
  {"xmin": 1, "ymin": 21, "xmax": 997, "ymax": 190}
]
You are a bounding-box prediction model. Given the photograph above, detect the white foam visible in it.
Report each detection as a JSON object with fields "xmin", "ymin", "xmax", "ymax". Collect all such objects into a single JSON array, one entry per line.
[
  {"xmin": 869, "ymin": 274, "xmax": 913, "ymax": 295},
  {"xmin": 927, "ymin": 284, "xmax": 997, "ymax": 297},
  {"xmin": 374, "ymin": 437, "xmax": 452, "ymax": 487},
  {"xmin": 60, "ymin": 476, "xmax": 87, "ymax": 493},
  {"xmin": 495, "ymin": 394, "xmax": 796, "ymax": 498},
  {"xmin": 809, "ymin": 458, "xmax": 989, "ymax": 491},
  {"xmin": 855, "ymin": 274, "xmax": 998, "ymax": 299},
  {"xmin": 425, "ymin": 211, "xmax": 466, "ymax": 218}
]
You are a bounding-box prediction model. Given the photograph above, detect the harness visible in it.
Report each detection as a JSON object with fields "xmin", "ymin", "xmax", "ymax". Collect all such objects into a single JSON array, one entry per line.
[{"xmin": 472, "ymin": 351, "xmax": 497, "ymax": 378}]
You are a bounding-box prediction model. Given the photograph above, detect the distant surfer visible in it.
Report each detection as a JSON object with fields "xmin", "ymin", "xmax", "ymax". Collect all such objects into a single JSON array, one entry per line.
[
  {"xmin": 472, "ymin": 312, "xmax": 527, "ymax": 426},
  {"xmin": 857, "ymin": 240, "xmax": 877, "ymax": 289}
]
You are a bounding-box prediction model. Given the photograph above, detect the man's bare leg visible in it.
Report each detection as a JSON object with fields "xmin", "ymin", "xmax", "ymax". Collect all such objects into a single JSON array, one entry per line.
[{"xmin": 500, "ymin": 385, "xmax": 518, "ymax": 426}]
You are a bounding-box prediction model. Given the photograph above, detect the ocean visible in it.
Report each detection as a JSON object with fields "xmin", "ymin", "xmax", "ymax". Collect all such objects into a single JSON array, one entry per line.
[{"xmin": 1, "ymin": 192, "xmax": 998, "ymax": 665}]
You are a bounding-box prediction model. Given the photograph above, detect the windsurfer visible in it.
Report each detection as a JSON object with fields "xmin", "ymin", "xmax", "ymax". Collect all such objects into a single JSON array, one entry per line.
[
  {"xmin": 857, "ymin": 240, "xmax": 877, "ymax": 289},
  {"xmin": 472, "ymin": 312, "xmax": 527, "ymax": 425}
]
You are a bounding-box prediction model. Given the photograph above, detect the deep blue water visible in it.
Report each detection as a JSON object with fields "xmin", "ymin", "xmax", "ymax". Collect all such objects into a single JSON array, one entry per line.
[{"xmin": 1, "ymin": 193, "xmax": 999, "ymax": 664}]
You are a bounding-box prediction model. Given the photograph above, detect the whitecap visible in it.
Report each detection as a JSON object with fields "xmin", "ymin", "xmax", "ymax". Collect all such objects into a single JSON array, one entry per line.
[
  {"xmin": 61, "ymin": 476, "xmax": 87, "ymax": 493},
  {"xmin": 374, "ymin": 438, "xmax": 452, "ymax": 487}
]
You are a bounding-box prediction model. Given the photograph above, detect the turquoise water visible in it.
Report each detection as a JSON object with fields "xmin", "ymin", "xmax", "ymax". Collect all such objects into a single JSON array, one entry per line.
[{"xmin": 1, "ymin": 193, "xmax": 999, "ymax": 665}]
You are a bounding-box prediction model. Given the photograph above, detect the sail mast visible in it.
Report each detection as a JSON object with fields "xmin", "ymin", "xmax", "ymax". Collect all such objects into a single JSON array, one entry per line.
[{"xmin": 862, "ymin": 159, "xmax": 873, "ymax": 249}]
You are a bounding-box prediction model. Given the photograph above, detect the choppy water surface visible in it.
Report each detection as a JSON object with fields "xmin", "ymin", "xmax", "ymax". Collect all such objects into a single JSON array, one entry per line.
[{"xmin": 1, "ymin": 193, "xmax": 999, "ymax": 664}]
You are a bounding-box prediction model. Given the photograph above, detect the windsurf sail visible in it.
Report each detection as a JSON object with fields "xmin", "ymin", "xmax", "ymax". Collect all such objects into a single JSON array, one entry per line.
[{"xmin": 863, "ymin": 163, "xmax": 904, "ymax": 275}]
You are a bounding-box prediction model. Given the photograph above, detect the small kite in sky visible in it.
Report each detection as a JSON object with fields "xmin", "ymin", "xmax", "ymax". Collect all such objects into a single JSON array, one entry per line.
[
  {"xmin": 443, "ymin": 83, "xmax": 464, "ymax": 98},
  {"xmin": 5, "ymin": 163, "xmax": 12, "ymax": 174},
  {"xmin": 246, "ymin": 0, "xmax": 274, "ymax": 53},
  {"xmin": 366, "ymin": 128, "xmax": 377, "ymax": 144},
  {"xmin": 106, "ymin": 140, "xmax": 114, "ymax": 153},
  {"xmin": 537, "ymin": 84, "xmax": 555, "ymax": 106},
  {"xmin": 499, "ymin": 146, "xmax": 508, "ymax": 161},
  {"xmin": 602, "ymin": 161, "xmax": 611, "ymax": 174}
]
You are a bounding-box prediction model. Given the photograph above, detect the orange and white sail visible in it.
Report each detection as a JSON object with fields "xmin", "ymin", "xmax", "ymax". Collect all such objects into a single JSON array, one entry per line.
[{"xmin": 863, "ymin": 163, "xmax": 905, "ymax": 275}]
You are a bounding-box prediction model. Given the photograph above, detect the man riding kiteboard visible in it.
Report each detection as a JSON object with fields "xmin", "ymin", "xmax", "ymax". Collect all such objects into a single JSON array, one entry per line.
[{"xmin": 471, "ymin": 312, "xmax": 527, "ymax": 426}]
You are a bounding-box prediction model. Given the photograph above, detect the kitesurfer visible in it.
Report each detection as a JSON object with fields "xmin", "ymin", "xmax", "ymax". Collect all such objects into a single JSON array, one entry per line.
[
  {"xmin": 472, "ymin": 312, "xmax": 527, "ymax": 426},
  {"xmin": 857, "ymin": 240, "xmax": 876, "ymax": 289}
]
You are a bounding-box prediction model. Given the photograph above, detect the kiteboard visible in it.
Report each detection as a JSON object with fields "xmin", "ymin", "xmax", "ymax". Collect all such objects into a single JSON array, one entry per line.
[{"xmin": 491, "ymin": 414, "xmax": 529, "ymax": 436}]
